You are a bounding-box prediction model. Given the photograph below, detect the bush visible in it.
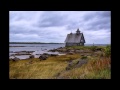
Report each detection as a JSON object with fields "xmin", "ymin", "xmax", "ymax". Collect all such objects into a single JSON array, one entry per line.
[
  {"xmin": 90, "ymin": 46, "xmax": 97, "ymax": 51},
  {"xmin": 104, "ymin": 45, "xmax": 111, "ymax": 57},
  {"xmin": 81, "ymin": 56, "xmax": 87, "ymax": 59}
]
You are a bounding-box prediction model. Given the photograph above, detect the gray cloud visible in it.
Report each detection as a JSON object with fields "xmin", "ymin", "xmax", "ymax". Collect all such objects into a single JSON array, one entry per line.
[{"xmin": 10, "ymin": 11, "xmax": 111, "ymax": 44}]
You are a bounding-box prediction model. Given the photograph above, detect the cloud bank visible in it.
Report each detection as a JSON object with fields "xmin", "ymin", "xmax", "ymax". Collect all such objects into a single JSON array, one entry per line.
[{"xmin": 10, "ymin": 11, "xmax": 111, "ymax": 44}]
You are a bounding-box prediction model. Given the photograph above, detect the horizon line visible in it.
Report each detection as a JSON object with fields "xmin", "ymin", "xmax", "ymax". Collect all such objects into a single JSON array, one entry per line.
[{"xmin": 9, "ymin": 42, "xmax": 110, "ymax": 44}]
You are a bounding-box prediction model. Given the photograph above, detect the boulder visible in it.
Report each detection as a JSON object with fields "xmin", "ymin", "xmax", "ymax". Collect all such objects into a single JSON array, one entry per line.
[
  {"xmin": 69, "ymin": 50, "xmax": 74, "ymax": 52},
  {"xmin": 29, "ymin": 55, "xmax": 34, "ymax": 58},
  {"xmin": 75, "ymin": 59, "xmax": 88, "ymax": 68},
  {"xmin": 14, "ymin": 51, "xmax": 34, "ymax": 55},
  {"xmin": 43, "ymin": 53, "xmax": 49, "ymax": 55},
  {"xmin": 55, "ymin": 49, "xmax": 61, "ymax": 52},
  {"xmin": 75, "ymin": 50, "xmax": 81, "ymax": 53},
  {"xmin": 36, "ymin": 54, "xmax": 41, "ymax": 55},
  {"xmin": 11, "ymin": 54, "xmax": 15, "ymax": 56},
  {"xmin": 27, "ymin": 51, "xmax": 35, "ymax": 53},
  {"xmin": 48, "ymin": 49, "xmax": 56, "ymax": 52},
  {"xmin": 67, "ymin": 52, "xmax": 74, "ymax": 55},
  {"xmin": 66, "ymin": 49, "xmax": 70, "ymax": 52},
  {"xmin": 50, "ymin": 54, "xmax": 58, "ymax": 56},
  {"xmin": 12, "ymin": 57, "xmax": 20, "ymax": 61},
  {"xmin": 84, "ymin": 53, "xmax": 92, "ymax": 56},
  {"xmin": 39, "ymin": 55, "xmax": 48, "ymax": 60},
  {"xmin": 80, "ymin": 54, "xmax": 84, "ymax": 56},
  {"xmin": 58, "ymin": 47, "xmax": 63, "ymax": 49},
  {"xmin": 62, "ymin": 49, "xmax": 67, "ymax": 52}
]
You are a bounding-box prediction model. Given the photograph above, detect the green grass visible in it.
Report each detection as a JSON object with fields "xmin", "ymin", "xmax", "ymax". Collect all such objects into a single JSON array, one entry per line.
[
  {"xmin": 65, "ymin": 46, "xmax": 106, "ymax": 51},
  {"xmin": 104, "ymin": 45, "xmax": 111, "ymax": 57}
]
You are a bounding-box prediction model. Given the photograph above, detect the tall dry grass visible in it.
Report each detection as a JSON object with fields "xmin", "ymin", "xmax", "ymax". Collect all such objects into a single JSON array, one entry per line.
[
  {"xmin": 58, "ymin": 57, "xmax": 111, "ymax": 79},
  {"xmin": 9, "ymin": 54, "xmax": 80, "ymax": 79}
]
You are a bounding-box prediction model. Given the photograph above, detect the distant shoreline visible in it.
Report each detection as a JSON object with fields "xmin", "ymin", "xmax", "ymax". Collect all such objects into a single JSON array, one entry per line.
[
  {"xmin": 9, "ymin": 42, "xmax": 65, "ymax": 44},
  {"xmin": 9, "ymin": 42, "xmax": 110, "ymax": 45}
]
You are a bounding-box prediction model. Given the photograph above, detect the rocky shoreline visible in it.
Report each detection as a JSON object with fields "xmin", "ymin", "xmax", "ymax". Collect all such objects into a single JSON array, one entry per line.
[{"xmin": 9, "ymin": 46, "xmax": 103, "ymax": 61}]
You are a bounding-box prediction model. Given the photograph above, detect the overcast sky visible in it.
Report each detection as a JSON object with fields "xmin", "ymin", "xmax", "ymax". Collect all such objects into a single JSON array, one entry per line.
[{"xmin": 9, "ymin": 11, "xmax": 111, "ymax": 44}]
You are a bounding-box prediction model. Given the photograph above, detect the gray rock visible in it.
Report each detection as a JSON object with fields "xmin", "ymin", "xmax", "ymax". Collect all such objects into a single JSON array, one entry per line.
[
  {"xmin": 67, "ymin": 52, "xmax": 74, "ymax": 55},
  {"xmin": 10, "ymin": 54, "xmax": 15, "ymax": 56},
  {"xmin": 65, "ymin": 59, "xmax": 88, "ymax": 71},
  {"xmin": 59, "ymin": 47, "xmax": 63, "ymax": 48},
  {"xmin": 75, "ymin": 50, "xmax": 81, "ymax": 53},
  {"xmin": 14, "ymin": 51, "xmax": 35, "ymax": 55},
  {"xmin": 86, "ymin": 53, "xmax": 92, "ymax": 56},
  {"xmin": 36, "ymin": 54, "xmax": 41, "ymax": 55},
  {"xmin": 43, "ymin": 53, "xmax": 49, "ymax": 56},
  {"xmin": 48, "ymin": 49, "xmax": 56, "ymax": 52},
  {"xmin": 50, "ymin": 54, "xmax": 58, "ymax": 56},
  {"xmin": 39, "ymin": 55, "xmax": 48, "ymax": 60},
  {"xmin": 29, "ymin": 55, "xmax": 34, "ymax": 58},
  {"xmin": 69, "ymin": 50, "xmax": 74, "ymax": 52},
  {"xmin": 75, "ymin": 59, "xmax": 88, "ymax": 68},
  {"xmin": 12, "ymin": 57, "xmax": 20, "ymax": 61}
]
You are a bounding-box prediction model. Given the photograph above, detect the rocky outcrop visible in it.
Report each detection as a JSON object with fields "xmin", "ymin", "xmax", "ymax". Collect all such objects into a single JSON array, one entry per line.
[
  {"xmin": 75, "ymin": 50, "xmax": 82, "ymax": 53},
  {"xmin": 67, "ymin": 52, "xmax": 74, "ymax": 55},
  {"xmin": 39, "ymin": 53, "xmax": 59, "ymax": 60},
  {"xmin": 48, "ymin": 48, "xmax": 67, "ymax": 53},
  {"xmin": 29, "ymin": 55, "xmax": 34, "ymax": 59},
  {"xmin": 48, "ymin": 47, "xmax": 93, "ymax": 55},
  {"xmin": 66, "ymin": 58, "xmax": 88, "ymax": 71},
  {"xmin": 39, "ymin": 55, "xmax": 48, "ymax": 60},
  {"xmin": 50, "ymin": 54, "xmax": 58, "ymax": 56},
  {"xmin": 12, "ymin": 57, "xmax": 20, "ymax": 61},
  {"xmin": 14, "ymin": 51, "xmax": 34, "ymax": 53},
  {"xmin": 13, "ymin": 51, "xmax": 35, "ymax": 55},
  {"xmin": 36, "ymin": 54, "xmax": 41, "ymax": 55},
  {"xmin": 74, "ymin": 59, "xmax": 88, "ymax": 68}
]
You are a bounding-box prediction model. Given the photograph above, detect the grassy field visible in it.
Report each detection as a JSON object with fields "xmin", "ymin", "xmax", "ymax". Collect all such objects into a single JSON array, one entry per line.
[{"xmin": 9, "ymin": 45, "xmax": 111, "ymax": 79}]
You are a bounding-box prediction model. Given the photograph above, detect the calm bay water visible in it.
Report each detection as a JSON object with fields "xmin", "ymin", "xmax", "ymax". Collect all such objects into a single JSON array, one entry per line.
[
  {"xmin": 9, "ymin": 44, "xmax": 65, "ymax": 59},
  {"xmin": 9, "ymin": 44, "xmax": 109, "ymax": 59},
  {"xmin": 9, "ymin": 44, "xmax": 65, "ymax": 52}
]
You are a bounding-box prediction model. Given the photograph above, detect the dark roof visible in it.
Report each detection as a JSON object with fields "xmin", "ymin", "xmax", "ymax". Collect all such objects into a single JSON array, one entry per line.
[{"xmin": 65, "ymin": 33, "xmax": 83, "ymax": 43}]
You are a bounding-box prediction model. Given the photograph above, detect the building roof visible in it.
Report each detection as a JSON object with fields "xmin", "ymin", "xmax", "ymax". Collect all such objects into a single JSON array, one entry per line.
[
  {"xmin": 65, "ymin": 33, "xmax": 84, "ymax": 43},
  {"xmin": 76, "ymin": 28, "xmax": 80, "ymax": 32}
]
